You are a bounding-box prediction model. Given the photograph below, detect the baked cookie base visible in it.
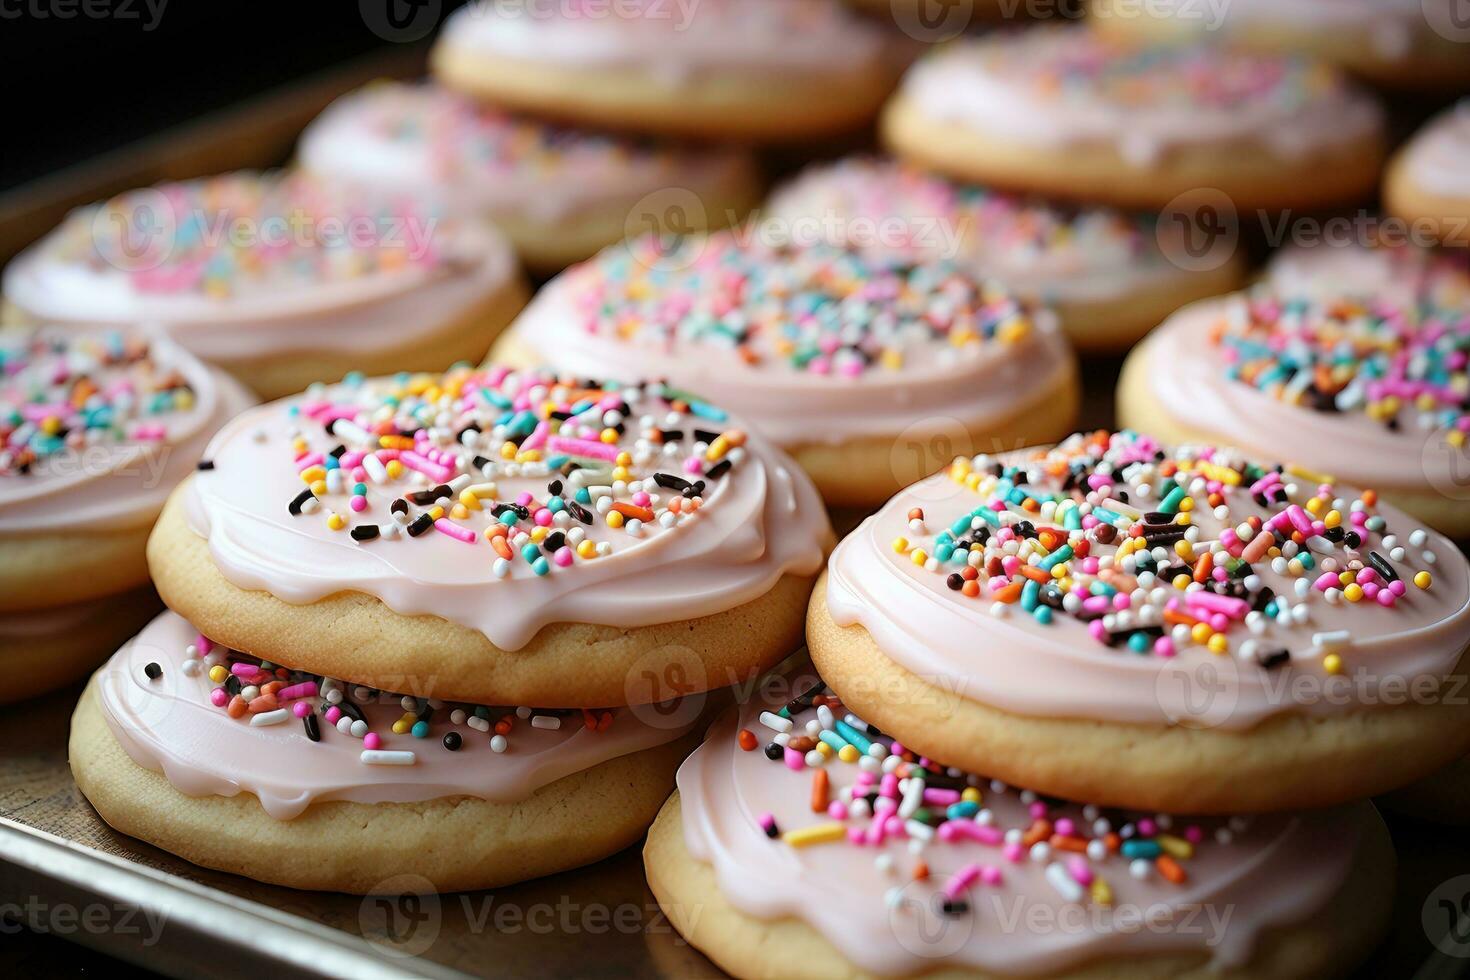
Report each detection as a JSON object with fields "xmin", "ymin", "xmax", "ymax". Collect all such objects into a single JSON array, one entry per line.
[
  {"xmin": 0, "ymin": 522, "xmax": 154, "ymax": 611},
  {"xmin": 807, "ymin": 576, "xmax": 1470, "ymax": 814},
  {"xmin": 1049, "ymin": 257, "xmax": 1245, "ymax": 354},
  {"xmin": 881, "ymin": 94, "xmax": 1384, "ymax": 212},
  {"xmin": 1089, "ymin": 1, "xmax": 1470, "ymax": 92},
  {"xmin": 0, "ymin": 587, "xmax": 161, "ymax": 704},
  {"xmin": 148, "ymin": 485, "xmax": 816, "ymax": 707},
  {"xmin": 1116, "ymin": 336, "xmax": 1470, "ymax": 540},
  {"xmin": 71, "ymin": 680, "xmax": 694, "ymax": 893},
  {"xmin": 644, "ymin": 794, "xmax": 1396, "ymax": 980},
  {"xmin": 430, "ymin": 45, "xmax": 896, "ymax": 142},
  {"xmin": 1383, "ymin": 150, "xmax": 1470, "ymax": 250}
]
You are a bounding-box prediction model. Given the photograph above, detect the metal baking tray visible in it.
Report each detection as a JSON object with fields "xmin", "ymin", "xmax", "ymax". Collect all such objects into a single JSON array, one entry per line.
[{"xmin": 0, "ymin": 39, "xmax": 1468, "ymax": 980}]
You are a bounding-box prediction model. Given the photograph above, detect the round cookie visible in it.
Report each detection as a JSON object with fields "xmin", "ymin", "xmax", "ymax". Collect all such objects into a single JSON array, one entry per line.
[
  {"xmin": 808, "ymin": 430, "xmax": 1470, "ymax": 814},
  {"xmin": 149, "ymin": 363, "xmax": 832, "ymax": 707},
  {"xmin": 71, "ymin": 611, "xmax": 698, "ymax": 893},
  {"xmin": 881, "ymin": 25, "xmax": 1385, "ymax": 211},
  {"xmin": 0, "ymin": 327, "xmax": 252, "ymax": 699},
  {"xmin": 297, "ymin": 81, "xmax": 763, "ymax": 272},
  {"xmin": 492, "ymin": 232, "xmax": 1079, "ymax": 507},
  {"xmin": 2, "ymin": 171, "xmax": 528, "ymax": 400},
  {"xmin": 431, "ymin": 0, "xmax": 904, "ymax": 142},
  {"xmin": 646, "ymin": 676, "xmax": 1395, "ymax": 978},
  {"xmin": 1265, "ymin": 238, "xmax": 1470, "ymax": 309},
  {"xmin": 763, "ymin": 157, "xmax": 1245, "ymax": 352},
  {"xmin": 1385, "ymin": 103, "xmax": 1470, "ymax": 249},
  {"xmin": 1091, "ymin": 0, "xmax": 1470, "ymax": 92},
  {"xmin": 1119, "ymin": 288, "xmax": 1470, "ymax": 538}
]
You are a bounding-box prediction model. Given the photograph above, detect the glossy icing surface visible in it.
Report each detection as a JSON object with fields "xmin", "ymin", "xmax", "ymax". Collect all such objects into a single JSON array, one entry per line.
[
  {"xmin": 2, "ymin": 172, "xmax": 518, "ymax": 361},
  {"xmin": 299, "ymin": 82, "xmax": 754, "ymax": 224},
  {"xmin": 186, "ymin": 363, "xmax": 831, "ymax": 650},
  {"xmin": 826, "ymin": 432, "xmax": 1470, "ymax": 729},
  {"xmin": 97, "ymin": 611, "xmax": 695, "ymax": 819},
  {"xmin": 677, "ymin": 676, "xmax": 1372, "ymax": 975},
  {"xmin": 507, "ymin": 232, "xmax": 1074, "ymax": 446},
  {"xmin": 900, "ymin": 27, "xmax": 1381, "ymax": 166},
  {"xmin": 0, "ymin": 327, "xmax": 253, "ymax": 533}
]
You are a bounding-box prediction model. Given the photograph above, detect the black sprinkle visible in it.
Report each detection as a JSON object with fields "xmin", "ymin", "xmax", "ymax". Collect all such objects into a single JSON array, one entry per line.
[
  {"xmin": 287, "ymin": 487, "xmax": 315, "ymax": 516},
  {"xmin": 196, "ymin": 460, "xmax": 215, "ymax": 471},
  {"xmin": 1255, "ymin": 647, "xmax": 1291, "ymax": 670},
  {"xmin": 303, "ymin": 713, "xmax": 321, "ymax": 742},
  {"xmin": 705, "ymin": 459, "xmax": 732, "ymax": 480},
  {"xmin": 351, "ymin": 524, "xmax": 381, "ymax": 542},
  {"xmin": 144, "ymin": 662, "xmax": 162, "ymax": 680},
  {"xmin": 407, "ymin": 513, "xmax": 434, "ymax": 537},
  {"xmin": 764, "ymin": 742, "xmax": 783, "ymax": 761},
  {"xmin": 442, "ymin": 731, "xmax": 462, "ymax": 752}
]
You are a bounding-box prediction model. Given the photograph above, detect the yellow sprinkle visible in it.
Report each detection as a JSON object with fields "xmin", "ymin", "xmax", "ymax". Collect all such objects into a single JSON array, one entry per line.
[
  {"xmin": 837, "ymin": 745, "xmax": 860, "ymax": 764},
  {"xmin": 815, "ymin": 741, "xmax": 833, "ymax": 758},
  {"xmin": 300, "ymin": 465, "xmax": 326, "ymax": 484},
  {"xmin": 209, "ymin": 665, "xmax": 228, "ymax": 683},
  {"xmin": 530, "ymin": 526, "xmax": 548, "ymax": 543},
  {"xmin": 310, "ymin": 479, "xmax": 328, "ymax": 497},
  {"xmin": 781, "ymin": 823, "xmax": 847, "ymax": 848},
  {"xmin": 1155, "ymin": 834, "xmax": 1194, "ymax": 860},
  {"xmin": 326, "ymin": 512, "xmax": 346, "ymax": 531},
  {"xmin": 1207, "ymin": 633, "xmax": 1228, "ymax": 655},
  {"xmin": 607, "ymin": 510, "xmax": 624, "ymax": 529},
  {"xmin": 599, "ymin": 427, "xmax": 618, "ymax": 444},
  {"xmin": 385, "ymin": 460, "xmax": 403, "ymax": 479},
  {"xmin": 428, "ymin": 505, "xmax": 445, "ymax": 521},
  {"xmin": 1343, "ymin": 584, "xmax": 1363, "ymax": 603},
  {"xmin": 962, "ymin": 787, "xmax": 981, "ymax": 803},
  {"xmin": 1191, "ymin": 623, "xmax": 1213, "ymax": 645},
  {"xmin": 1090, "ymin": 878, "xmax": 1113, "ymax": 907},
  {"xmin": 460, "ymin": 490, "xmax": 481, "ymax": 511},
  {"xmin": 911, "ymin": 549, "xmax": 928, "ymax": 566},
  {"xmin": 1174, "ymin": 540, "xmax": 1194, "ymax": 560},
  {"xmin": 1323, "ymin": 653, "xmax": 1343, "ymax": 675},
  {"xmin": 1178, "ymin": 497, "xmax": 1194, "ymax": 513},
  {"xmin": 1415, "ymin": 571, "xmax": 1433, "ymax": 590},
  {"xmin": 451, "ymin": 504, "xmax": 469, "ymax": 520},
  {"xmin": 892, "ymin": 537, "xmax": 910, "ymax": 554},
  {"xmin": 576, "ymin": 540, "xmax": 598, "ymax": 559}
]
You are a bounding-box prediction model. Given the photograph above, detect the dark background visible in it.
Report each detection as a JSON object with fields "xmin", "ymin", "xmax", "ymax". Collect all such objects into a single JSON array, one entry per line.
[{"xmin": 0, "ymin": 0, "xmax": 473, "ymax": 191}]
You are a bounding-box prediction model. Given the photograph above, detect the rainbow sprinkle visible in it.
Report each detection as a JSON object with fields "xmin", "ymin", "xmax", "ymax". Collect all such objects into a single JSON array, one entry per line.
[
  {"xmin": 562, "ymin": 232, "xmax": 1036, "ymax": 378},
  {"xmin": 0, "ymin": 331, "xmax": 196, "ymax": 479},
  {"xmin": 894, "ymin": 431, "xmax": 1438, "ymax": 674}
]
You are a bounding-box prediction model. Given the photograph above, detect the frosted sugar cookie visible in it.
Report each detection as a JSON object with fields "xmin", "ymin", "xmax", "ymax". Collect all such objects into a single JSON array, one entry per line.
[
  {"xmin": 646, "ymin": 674, "xmax": 1394, "ymax": 978},
  {"xmin": 298, "ymin": 81, "xmax": 762, "ymax": 271},
  {"xmin": 1385, "ymin": 103, "xmax": 1470, "ymax": 249},
  {"xmin": 808, "ymin": 431, "xmax": 1470, "ymax": 813},
  {"xmin": 0, "ymin": 327, "xmax": 251, "ymax": 700},
  {"xmin": 71, "ymin": 611, "xmax": 698, "ymax": 892},
  {"xmin": 3, "ymin": 171, "xmax": 527, "ymax": 399},
  {"xmin": 882, "ymin": 26, "xmax": 1384, "ymax": 211},
  {"xmin": 431, "ymin": 0, "xmax": 903, "ymax": 141},
  {"xmin": 1092, "ymin": 0, "xmax": 1470, "ymax": 91},
  {"xmin": 1119, "ymin": 287, "xmax": 1470, "ymax": 537}
]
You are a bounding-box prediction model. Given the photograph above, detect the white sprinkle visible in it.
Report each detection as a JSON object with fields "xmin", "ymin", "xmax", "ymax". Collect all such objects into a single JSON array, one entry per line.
[
  {"xmin": 361, "ymin": 750, "xmax": 416, "ymax": 766},
  {"xmin": 249, "ymin": 709, "xmax": 289, "ymax": 727}
]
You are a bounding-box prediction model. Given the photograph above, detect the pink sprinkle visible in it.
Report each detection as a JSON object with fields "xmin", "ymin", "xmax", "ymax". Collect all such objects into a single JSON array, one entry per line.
[
  {"xmin": 546, "ymin": 435, "xmax": 619, "ymax": 461},
  {"xmin": 363, "ymin": 733, "xmax": 382, "ymax": 750},
  {"xmin": 349, "ymin": 496, "xmax": 367, "ymax": 512},
  {"xmin": 433, "ymin": 519, "xmax": 477, "ymax": 544},
  {"xmin": 292, "ymin": 701, "xmax": 310, "ymax": 718},
  {"xmin": 210, "ymin": 688, "xmax": 228, "ymax": 707}
]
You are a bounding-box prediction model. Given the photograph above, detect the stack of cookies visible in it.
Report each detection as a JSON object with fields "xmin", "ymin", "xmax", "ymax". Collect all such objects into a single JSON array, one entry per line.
[
  {"xmin": 649, "ymin": 429, "xmax": 1470, "ymax": 976},
  {"xmin": 70, "ymin": 362, "xmax": 831, "ymax": 892},
  {"xmin": 0, "ymin": 326, "xmax": 253, "ymax": 704}
]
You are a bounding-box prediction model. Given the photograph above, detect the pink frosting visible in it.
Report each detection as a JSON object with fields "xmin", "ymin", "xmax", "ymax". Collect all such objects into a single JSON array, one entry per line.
[
  {"xmin": 96, "ymin": 611, "xmax": 695, "ymax": 819},
  {"xmin": 1265, "ymin": 240, "xmax": 1470, "ymax": 309},
  {"xmin": 1110, "ymin": 0, "xmax": 1435, "ymax": 61},
  {"xmin": 185, "ymin": 367, "xmax": 831, "ymax": 651},
  {"xmin": 0, "ymin": 326, "xmax": 254, "ymax": 534},
  {"xmin": 899, "ymin": 27, "xmax": 1381, "ymax": 167},
  {"xmin": 1143, "ymin": 295, "xmax": 1470, "ymax": 493},
  {"xmin": 437, "ymin": 0, "xmax": 894, "ymax": 81},
  {"xmin": 764, "ymin": 157, "xmax": 1197, "ymax": 304},
  {"xmin": 1400, "ymin": 102, "xmax": 1470, "ymax": 200},
  {"xmin": 1, "ymin": 172, "xmax": 519, "ymax": 363},
  {"xmin": 826, "ymin": 433, "xmax": 1470, "ymax": 730},
  {"xmin": 676, "ymin": 685, "xmax": 1375, "ymax": 976},
  {"xmin": 299, "ymin": 82, "xmax": 755, "ymax": 225},
  {"xmin": 505, "ymin": 234, "xmax": 1075, "ymax": 447}
]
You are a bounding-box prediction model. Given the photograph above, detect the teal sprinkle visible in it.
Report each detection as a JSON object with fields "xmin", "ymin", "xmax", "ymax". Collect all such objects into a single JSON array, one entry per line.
[
  {"xmin": 545, "ymin": 454, "xmax": 570, "ymax": 470},
  {"xmin": 1121, "ymin": 840, "xmax": 1162, "ymax": 860},
  {"xmin": 947, "ymin": 801, "xmax": 980, "ymax": 820},
  {"xmin": 1021, "ymin": 579, "xmax": 1040, "ymax": 612},
  {"xmin": 1033, "ymin": 606, "xmax": 1053, "ymax": 625},
  {"xmin": 817, "ymin": 730, "xmax": 849, "ymax": 753},
  {"xmin": 833, "ymin": 719, "xmax": 872, "ymax": 753},
  {"xmin": 410, "ymin": 721, "xmax": 429, "ymax": 739},
  {"xmin": 1158, "ymin": 485, "xmax": 1187, "ymax": 514},
  {"xmin": 1038, "ymin": 544, "xmax": 1072, "ymax": 571},
  {"xmin": 1128, "ymin": 633, "xmax": 1150, "ymax": 653}
]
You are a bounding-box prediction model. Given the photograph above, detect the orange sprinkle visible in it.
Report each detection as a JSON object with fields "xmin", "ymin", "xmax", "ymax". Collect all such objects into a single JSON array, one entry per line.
[
  {"xmin": 1156, "ymin": 855, "xmax": 1187, "ymax": 885},
  {"xmin": 811, "ymin": 770, "xmax": 830, "ymax": 813},
  {"xmin": 737, "ymin": 728, "xmax": 758, "ymax": 751},
  {"xmin": 611, "ymin": 501, "xmax": 655, "ymax": 522}
]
